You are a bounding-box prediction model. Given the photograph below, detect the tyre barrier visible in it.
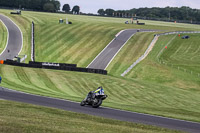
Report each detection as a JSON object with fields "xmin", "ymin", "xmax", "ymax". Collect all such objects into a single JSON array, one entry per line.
[{"xmin": 3, "ymin": 60, "xmax": 107, "ymax": 75}]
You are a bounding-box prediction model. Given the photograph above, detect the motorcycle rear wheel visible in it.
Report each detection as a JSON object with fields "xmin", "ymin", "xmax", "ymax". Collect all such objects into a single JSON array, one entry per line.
[{"xmin": 92, "ymin": 98, "xmax": 102, "ymax": 108}]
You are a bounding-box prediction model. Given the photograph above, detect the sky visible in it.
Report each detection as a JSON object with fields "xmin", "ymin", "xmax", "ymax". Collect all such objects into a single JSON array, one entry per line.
[{"xmin": 59, "ymin": 0, "xmax": 200, "ymax": 14}]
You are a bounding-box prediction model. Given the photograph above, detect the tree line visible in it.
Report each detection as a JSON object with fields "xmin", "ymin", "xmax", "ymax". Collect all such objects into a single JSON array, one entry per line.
[
  {"xmin": 98, "ymin": 6, "xmax": 200, "ymax": 22},
  {"xmin": 62, "ymin": 4, "xmax": 80, "ymax": 14},
  {"xmin": 0, "ymin": 1, "xmax": 80, "ymax": 14},
  {"xmin": 0, "ymin": 0, "xmax": 60, "ymax": 12}
]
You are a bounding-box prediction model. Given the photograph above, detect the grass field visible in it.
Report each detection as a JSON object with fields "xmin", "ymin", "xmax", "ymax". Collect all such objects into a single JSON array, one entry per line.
[
  {"xmin": 0, "ymin": 20, "xmax": 7, "ymax": 54},
  {"xmin": 0, "ymin": 100, "xmax": 181, "ymax": 133},
  {"xmin": 0, "ymin": 9, "xmax": 200, "ymax": 130},
  {"xmin": 0, "ymin": 64, "xmax": 200, "ymax": 122},
  {"xmin": 125, "ymin": 34, "xmax": 200, "ymax": 87},
  {"xmin": 159, "ymin": 34, "xmax": 200, "ymax": 73}
]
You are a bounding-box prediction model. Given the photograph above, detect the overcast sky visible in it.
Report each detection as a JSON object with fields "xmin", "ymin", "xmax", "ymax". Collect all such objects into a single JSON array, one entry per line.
[{"xmin": 59, "ymin": 0, "xmax": 200, "ymax": 14}]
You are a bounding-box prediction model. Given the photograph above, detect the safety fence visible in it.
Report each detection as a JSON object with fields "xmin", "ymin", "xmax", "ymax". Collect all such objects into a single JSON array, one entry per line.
[
  {"xmin": 156, "ymin": 31, "xmax": 200, "ymax": 78},
  {"xmin": 121, "ymin": 31, "xmax": 200, "ymax": 77},
  {"xmin": 3, "ymin": 60, "xmax": 107, "ymax": 75},
  {"xmin": 156, "ymin": 31, "xmax": 200, "ymax": 36},
  {"xmin": 159, "ymin": 61, "xmax": 200, "ymax": 78}
]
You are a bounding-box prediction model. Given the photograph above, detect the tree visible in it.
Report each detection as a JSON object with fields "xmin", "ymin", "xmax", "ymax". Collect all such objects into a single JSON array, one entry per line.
[
  {"xmin": 30, "ymin": 0, "xmax": 42, "ymax": 11},
  {"xmin": 0, "ymin": 0, "xmax": 60, "ymax": 12},
  {"xmin": 53, "ymin": 0, "xmax": 60, "ymax": 11},
  {"xmin": 105, "ymin": 8, "xmax": 115, "ymax": 16},
  {"xmin": 97, "ymin": 9, "xmax": 105, "ymax": 16},
  {"xmin": 43, "ymin": 2, "xmax": 55, "ymax": 12},
  {"xmin": 62, "ymin": 4, "xmax": 70, "ymax": 13},
  {"xmin": 72, "ymin": 5, "xmax": 80, "ymax": 14}
]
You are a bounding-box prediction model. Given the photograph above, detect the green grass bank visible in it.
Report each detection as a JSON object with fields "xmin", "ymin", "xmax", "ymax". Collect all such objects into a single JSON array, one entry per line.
[
  {"xmin": 0, "ymin": 100, "xmax": 181, "ymax": 133},
  {"xmin": 0, "ymin": 64, "xmax": 200, "ymax": 122},
  {"xmin": 0, "ymin": 20, "xmax": 7, "ymax": 54}
]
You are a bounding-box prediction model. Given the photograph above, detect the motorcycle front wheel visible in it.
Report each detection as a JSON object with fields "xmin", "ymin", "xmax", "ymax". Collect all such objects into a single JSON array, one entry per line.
[
  {"xmin": 80, "ymin": 100, "xmax": 86, "ymax": 106},
  {"xmin": 92, "ymin": 98, "xmax": 102, "ymax": 108}
]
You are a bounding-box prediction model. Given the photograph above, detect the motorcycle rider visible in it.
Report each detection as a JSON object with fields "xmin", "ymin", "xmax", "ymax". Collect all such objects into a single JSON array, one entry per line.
[
  {"xmin": 80, "ymin": 86, "xmax": 107, "ymax": 108},
  {"xmin": 87, "ymin": 86, "xmax": 104, "ymax": 100}
]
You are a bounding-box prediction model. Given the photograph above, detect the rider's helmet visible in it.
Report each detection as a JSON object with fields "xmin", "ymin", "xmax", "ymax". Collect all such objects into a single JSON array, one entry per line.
[
  {"xmin": 94, "ymin": 86, "xmax": 104, "ymax": 95},
  {"xmin": 100, "ymin": 88, "xmax": 104, "ymax": 95}
]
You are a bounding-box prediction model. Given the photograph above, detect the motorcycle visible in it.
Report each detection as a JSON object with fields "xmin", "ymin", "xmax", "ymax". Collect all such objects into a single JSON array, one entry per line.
[{"xmin": 80, "ymin": 87, "xmax": 107, "ymax": 108}]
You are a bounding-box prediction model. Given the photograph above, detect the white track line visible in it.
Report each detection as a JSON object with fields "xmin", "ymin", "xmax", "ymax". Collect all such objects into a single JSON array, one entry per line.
[
  {"xmin": 86, "ymin": 30, "xmax": 125, "ymax": 68},
  {"xmin": 105, "ymin": 30, "xmax": 136, "ymax": 70},
  {"xmin": 1, "ymin": 14, "xmax": 23, "ymax": 57}
]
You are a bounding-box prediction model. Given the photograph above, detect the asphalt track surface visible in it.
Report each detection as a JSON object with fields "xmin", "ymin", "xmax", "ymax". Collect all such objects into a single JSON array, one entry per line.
[
  {"xmin": 87, "ymin": 29, "xmax": 156, "ymax": 70},
  {"xmin": 0, "ymin": 88, "xmax": 200, "ymax": 133},
  {"xmin": 0, "ymin": 14, "xmax": 22, "ymax": 60}
]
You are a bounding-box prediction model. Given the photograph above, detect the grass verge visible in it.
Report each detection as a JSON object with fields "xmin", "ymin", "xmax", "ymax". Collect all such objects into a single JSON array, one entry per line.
[
  {"xmin": 0, "ymin": 100, "xmax": 181, "ymax": 133},
  {"xmin": 0, "ymin": 20, "xmax": 7, "ymax": 54}
]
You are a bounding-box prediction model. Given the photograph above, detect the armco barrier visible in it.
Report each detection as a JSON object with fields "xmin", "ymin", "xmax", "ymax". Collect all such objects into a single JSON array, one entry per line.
[{"xmin": 3, "ymin": 60, "xmax": 107, "ymax": 75}]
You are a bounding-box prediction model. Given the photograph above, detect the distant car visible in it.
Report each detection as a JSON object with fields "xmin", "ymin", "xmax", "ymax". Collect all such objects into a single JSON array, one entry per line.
[{"xmin": 182, "ymin": 35, "xmax": 190, "ymax": 39}]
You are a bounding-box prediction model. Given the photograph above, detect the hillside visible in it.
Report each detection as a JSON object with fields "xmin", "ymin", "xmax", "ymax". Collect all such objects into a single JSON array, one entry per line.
[
  {"xmin": 1, "ymin": 9, "xmax": 200, "ymax": 66},
  {"xmin": 125, "ymin": 34, "xmax": 200, "ymax": 88},
  {"xmin": 0, "ymin": 9, "xmax": 200, "ymax": 124}
]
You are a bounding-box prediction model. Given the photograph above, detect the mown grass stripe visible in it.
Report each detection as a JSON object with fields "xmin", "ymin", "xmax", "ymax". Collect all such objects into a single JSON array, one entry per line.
[
  {"xmin": 23, "ymin": 13, "xmax": 46, "ymax": 24},
  {"xmin": 13, "ymin": 67, "xmax": 32, "ymax": 85},
  {"xmin": 71, "ymin": 28, "xmax": 117, "ymax": 65},
  {"xmin": 38, "ymin": 23, "xmax": 80, "ymax": 46},
  {"xmin": 38, "ymin": 23, "xmax": 93, "ymax": 62},
  {"xmin": 48, "ymin": 24, "xmax": 101, "ymax": 62},
  {"xmin": 33, "ymin": 69, "xmax": 62, "ymax": 93},
  {"xmin": 0, "ymin": 19, "xmax": 8, "ymax": 48},
  {"xmin": 0, "ymin": 66, "xmax": 50, "ymax": 94}
]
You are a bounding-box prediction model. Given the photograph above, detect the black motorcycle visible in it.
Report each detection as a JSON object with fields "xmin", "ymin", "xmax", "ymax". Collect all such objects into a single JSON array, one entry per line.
[{"xmin": 80, "ymin": 87, "xmax": 107, "ymax": 108}]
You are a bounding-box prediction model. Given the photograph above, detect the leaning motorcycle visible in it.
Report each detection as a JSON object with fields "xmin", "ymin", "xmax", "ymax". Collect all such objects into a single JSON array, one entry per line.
[{"xmin": 80, "ymin": 87, "xmax": 107, "ymax": 108}]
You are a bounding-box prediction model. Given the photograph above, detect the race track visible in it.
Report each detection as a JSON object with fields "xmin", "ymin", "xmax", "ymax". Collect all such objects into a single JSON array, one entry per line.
[
  {"xmin": 0, "ymin": 14, "xmax": 22, "ymax": 60},
  {"xmin": 0, "ymin": 88, "xmax": 200, "ymax": 133},
  {"xmin": 87, "ymin": 29, "xmax": 156, "ymax": 70}
]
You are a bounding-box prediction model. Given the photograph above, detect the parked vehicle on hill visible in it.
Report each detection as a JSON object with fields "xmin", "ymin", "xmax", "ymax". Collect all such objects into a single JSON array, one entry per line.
[
  {"xmin": 80, "ymin": 86, "xmax": 107, "ymax": 108},
  {"xmin": 182, "ymin": 35, "xmax": 190, "ymax": 39}
]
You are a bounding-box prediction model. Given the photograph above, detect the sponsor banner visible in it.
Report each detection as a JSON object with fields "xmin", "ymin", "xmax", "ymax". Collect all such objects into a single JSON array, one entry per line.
[
  {"xmin": 3, "ymin": 60, "xmax": 107, "ymax": 75},
  {"xmin": 42, "ymin": 62, "xmax": 60, "ymax": 67}
]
